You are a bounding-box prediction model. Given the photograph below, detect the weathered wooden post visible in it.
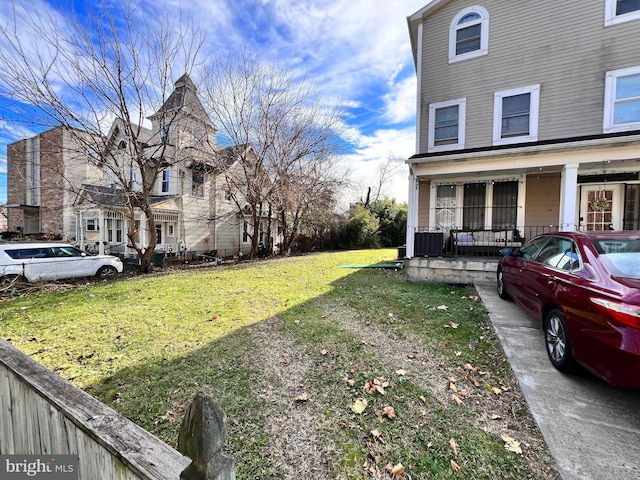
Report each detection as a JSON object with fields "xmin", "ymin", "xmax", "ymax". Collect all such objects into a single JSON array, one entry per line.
[{"xmin": 177, "ymin": 392, "xmax": 235, "ymax": 480}]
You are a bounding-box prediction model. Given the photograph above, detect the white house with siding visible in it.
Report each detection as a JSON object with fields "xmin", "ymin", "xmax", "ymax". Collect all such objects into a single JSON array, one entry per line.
[
  {"xmin": 7, "ymin": 75, "xmax": 278, "ymax": 259},
  {"xmin": 405, "ymin": 0, "xmax": 640, "ymax": 259}
]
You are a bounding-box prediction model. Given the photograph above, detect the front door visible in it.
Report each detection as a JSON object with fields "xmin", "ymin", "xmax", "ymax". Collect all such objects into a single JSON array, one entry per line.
[{"xmin": 579, "ymin": 184, "xmax": 624, "ymax": 231}]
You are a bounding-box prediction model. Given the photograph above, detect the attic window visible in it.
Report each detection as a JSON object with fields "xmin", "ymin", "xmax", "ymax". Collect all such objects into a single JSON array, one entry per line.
[
  {"xmin": 449, "ymin": 6, "xmax": 489, "ymax": 63},
  {"xmin": 161, "ymin": 125, "xmax": 170, "ymax": 144},
  {"xmin": 118, "ymin": 140, "xmax": 126, "ymax": 150}
]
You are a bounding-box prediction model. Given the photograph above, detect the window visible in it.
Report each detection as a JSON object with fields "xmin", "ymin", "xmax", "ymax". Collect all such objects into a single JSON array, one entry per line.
[
  {"xmin": 605, "ymin": 0, "xmax": 640, "ymax": 26},
  {"xmin": 168, "ymin": 224, "xmax": 175, "ymax": 237},
  {"xmin": 192, "ymin": 169, "xmax": 204, "ymax": 197},
  {"xmin": 86, "ymin": 219, "xmax": 99, "ymax": 231},
  {"xmin": 161, "ymin": 124, "xmax": 170, "ymax": 144},
  {"xmin": 435, "ymin": 185, "xmax": 457, "ymax": 229},
  {"xmin": 492, "ymin": 181, "xmax": 518, "ymax": 229},
  {"xmin": 194, "ymin": 126, "xmax": 205, "ymax": 148},
  {"xmin": 604, "ymin": 66, "xmax": 640, "ymax": 132},
  {"xmin": 161, "ymin": 169, "xmax": 170, "ymax": 193},
  {"xmin": 428, "ymin": 98, "xmax": 466, "ymax": 152},
  {"xmin": 536, "ymin": 237, "xmax": 581, "ymax": 271},
  {"xmin": 493, "ymin": 85, "xmax": 540, "ymax": 145},
  {"xmin": 449, "ymin": 6, "xmax": 489, "ymax": 63},
  {"xmin": 224, "ymin": 189, "xmax": 232, "ymax": 201},
  {"xmin": 463, "ymin": 183, "xmax": 486, "ymax": 230}
]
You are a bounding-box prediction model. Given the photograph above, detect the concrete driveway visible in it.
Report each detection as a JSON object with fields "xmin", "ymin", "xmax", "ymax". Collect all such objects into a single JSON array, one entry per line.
[{"xmin": 475, "ymin": 283, "xmax": 640, "ymax": 480}]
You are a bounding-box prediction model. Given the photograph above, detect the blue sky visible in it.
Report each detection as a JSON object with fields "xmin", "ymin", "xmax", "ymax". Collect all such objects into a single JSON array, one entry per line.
[{"xmin": 0, "ymin": 0, "xmax": 429, "ymax": 205}]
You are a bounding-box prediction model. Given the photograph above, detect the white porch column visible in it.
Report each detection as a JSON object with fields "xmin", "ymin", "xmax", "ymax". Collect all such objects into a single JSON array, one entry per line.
[
  {"xmin": 98, "ymin": 210, "xmax": 105, "ymax": 255},
  {"xmin": 406, "ymin": 169, "xmax": 418, "ymax": 258},
  {"xmin": 559, "ymin": 163, "xmax": 579, "ymax": 231},
  {"xmin": 78, "ymin": 211, "xmax": 84, "ymax": 249}
]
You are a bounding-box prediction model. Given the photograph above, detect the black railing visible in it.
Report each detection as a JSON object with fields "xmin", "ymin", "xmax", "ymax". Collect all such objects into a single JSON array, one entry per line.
[{"xmin": 413, "ymin": 225, "xmax": 561, "ymax": 258}]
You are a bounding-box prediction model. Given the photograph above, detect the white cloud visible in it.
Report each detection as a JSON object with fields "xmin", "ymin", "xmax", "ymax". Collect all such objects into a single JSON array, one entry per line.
[
  {"xmin": 334, "ymin": 126, "xmax": 415, "ymax": 208},
  {"xmin": 0, "ymin": 0, "xmax": 425, "ymax": 204}
]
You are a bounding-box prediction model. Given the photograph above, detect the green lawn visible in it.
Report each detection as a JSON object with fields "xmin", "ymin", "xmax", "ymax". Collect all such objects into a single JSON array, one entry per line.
[{"xmin": 0, "ymin": 249, "xmax": 560, "ymax": 479}]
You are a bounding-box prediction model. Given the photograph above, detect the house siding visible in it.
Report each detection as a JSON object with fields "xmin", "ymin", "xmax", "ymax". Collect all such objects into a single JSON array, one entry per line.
[
  {"xmin": 524, "ymin": 173, "xmax": 561, "ymax": 227},
  {"xmin": 419, "ymin": 0, "xmax": 640, "ymax": 153},
  {"xmin": 418, "ymin": 180, "xmax": 431, "ymax": 227}
]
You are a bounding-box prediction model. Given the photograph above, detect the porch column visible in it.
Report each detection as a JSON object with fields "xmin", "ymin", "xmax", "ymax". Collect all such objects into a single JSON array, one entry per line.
[
  {"xmin": 559, "ymin": 163, "xmax": 579, "ymax": 231},
  {"xmin": 98, "ymin": 210, "xmax": 105, "ymax": 255},
  {"xmin": 78, "ymin": 211, "xmax": 84, "ymax": 249},
  {"xmin": 406, "ymin": 169, "xmax": 418, "ymax": 258}
]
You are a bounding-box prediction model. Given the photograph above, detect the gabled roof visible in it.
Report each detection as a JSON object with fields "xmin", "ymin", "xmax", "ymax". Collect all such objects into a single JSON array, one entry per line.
[
  {"xmin": 79, "ymin": 184, "xmax": 134, "ymax": 208},
  {"xmin": 148, "ymin": 73, "xmax": 213, "ymax": 128},
  {"xmin": 407, "ymin": 0, "xmax": 450, "ymax": 66},
  {"xmin": 78, "ymin": 183, "xmax": 179, "ymax": 209}
]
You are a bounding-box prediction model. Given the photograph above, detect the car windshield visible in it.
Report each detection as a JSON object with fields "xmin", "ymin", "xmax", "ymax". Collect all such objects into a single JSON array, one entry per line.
[{"xmin": 591, "ymin": 237, "xmax": 640, "ymax": 279}]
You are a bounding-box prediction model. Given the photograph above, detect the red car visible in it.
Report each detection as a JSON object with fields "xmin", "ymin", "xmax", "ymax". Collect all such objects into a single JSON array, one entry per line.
[{"xmin": 497, "ymin": 231, "xmax": 640, "ymax": 389}]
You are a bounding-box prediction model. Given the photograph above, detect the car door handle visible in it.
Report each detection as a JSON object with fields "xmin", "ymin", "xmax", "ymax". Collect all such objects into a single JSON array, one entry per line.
[{"xmin": 542, "ymin": 273, "xmax": 554, "ymax": 284}]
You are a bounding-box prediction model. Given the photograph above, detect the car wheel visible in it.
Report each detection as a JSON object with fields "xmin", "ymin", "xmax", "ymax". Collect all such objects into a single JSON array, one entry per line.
[
  {"xmin": 497, "ymin": 266, "xmax": 510, "ymax": 300},
  {"xmin": 544, "ymin": 309, "xmax": 578, "ymax": 373},
  {"xmin": 96, "ymin": 266, "xmax": 118, "ymax": 279}
]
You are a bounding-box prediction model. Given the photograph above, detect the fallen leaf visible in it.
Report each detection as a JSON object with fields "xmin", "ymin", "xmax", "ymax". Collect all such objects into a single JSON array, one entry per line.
[
  {"xmin": 451, "ymin": 460, "xmax": 461, "ymax": 472},
  {"xmin": 347, "ymin": 379, "xmax": 355, "ymax": 387},
  {"xmin": 491, "ymin": 414, "xmax": 502, "ymax": 420},
  {"xmin": 391, "ymin": 463, "xmax": 405, "ymax": 477},
  {"xmin": 351, "ymin": 398, "xmax": 368, "ymax": 414},
  {"xmin": 451, "ymin": 394, "xmax": 464, "ymax": 406},
  {"xmin": 370, "ymin": 428, "xmax": 382, "ymax": 439},
  {"xmin": 449, "ymin": 438, "xmax": 459, "ymax": 455},
  {"xmin": 463, "ymin": 363, "xmax": 478, "ymax": 371},
  {"xmin": 382, "ymin": 406, "xmax": 396, "ymax": 419},
  {"xmin": 295, "ymin": 393, "xmax": 308, "ymax": 402},
  {"xmin": 320, "ymin": 348, "xmax": 328, "ymax": 355},
  {"xmin": 449, "ymin": 322, "xmax": 459, "ymax": 329},
  {"xmin": 281, "ymin": 357, "xmax": 291, "ymax": 366},
  {"xmin": 485, "ymin": 383, "xmax": 502, "ymax": 395},
  {"xmin": 395, "ymin": 369, "xmax": 407, "ymax": 376},
  {"xmin": 443, "ymin": 339, "xmax": 451, "ymax": 346},
  {"xmin": 437, "ymin": 305, "xmax": 449, "ymax": 310},
  {"xmin": 419, "ymin": 395, "xmax": 427, "ymax": 403},
  {"xmin": 501, "ymin": 434, "xmax": 523, "ymax": 454}
]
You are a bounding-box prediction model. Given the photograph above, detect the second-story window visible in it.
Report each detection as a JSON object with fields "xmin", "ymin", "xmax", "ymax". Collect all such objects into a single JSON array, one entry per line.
[
  {"xmin": 449, "ymin": 6, "xmax": 489, "ymax": 63},
  {"xmin": 192, "ymin": 168, "xmax": 204, "ymax": 197},
  {"xmin": 604, "ymin": 65, "xmax": 640, "ymax": 132},
  {"xmin": 605, "ymin": 0, "xmax": 640, "ymax": 26},
  {"xmin": 428, "ymin": 98, "xmax": 466, "ymax": 152},
  {"xmin": 161, "ymin": 169, "xmax": 170, "ymax": 193},
  {"xmin": 493, "ymin": 85, "xmax": 540, "ymax": 146}
]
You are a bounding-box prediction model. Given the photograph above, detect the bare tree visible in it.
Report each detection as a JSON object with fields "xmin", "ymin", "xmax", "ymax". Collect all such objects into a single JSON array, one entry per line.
[
  {"xmin": 0, "ymin": 1, "xmax": 203, "ymax": 272},
  {"xmin": 364, "ymin": 153, "xmax": 406, "ymax": 206},
  {"xmin": 200, "ymin": 51, "xmax": 345, "ymax": 257}
]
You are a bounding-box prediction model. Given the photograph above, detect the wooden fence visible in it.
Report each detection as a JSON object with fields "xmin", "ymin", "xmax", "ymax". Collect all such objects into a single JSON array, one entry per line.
[{"xmin": 0, "ymin": 338, "xmax": 234, "ymax": 479}]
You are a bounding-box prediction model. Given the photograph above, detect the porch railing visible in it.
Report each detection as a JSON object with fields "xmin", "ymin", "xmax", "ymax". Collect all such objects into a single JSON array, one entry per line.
[{"xmin": 413, "ymin": 225, "xmax": 561, "ymax": 258}]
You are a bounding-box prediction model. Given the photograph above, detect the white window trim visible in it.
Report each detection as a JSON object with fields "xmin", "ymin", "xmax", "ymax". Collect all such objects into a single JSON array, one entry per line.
[
  {"xmin": 493, "ymin": 84, "xmax": 540, "ymax": 146},
  {"xmin": 161, "ymin": 169, "xmax": 171, "ymax": 193},
  {"xmin": 428, "ymin": 98, "xmax": 466, "ymax": 153},
  {"xmin": 603, "ymin": 65, "xmax": 640, "ymax": 133},
  {"xmin": 448, "ymin": 6, "xmax": 489, "ymax": 64},
  {"xmin": 605, "ymin": 0, "xmax": 640, "ymax": 26}
]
